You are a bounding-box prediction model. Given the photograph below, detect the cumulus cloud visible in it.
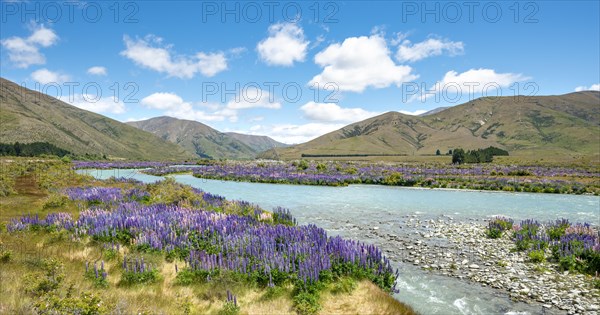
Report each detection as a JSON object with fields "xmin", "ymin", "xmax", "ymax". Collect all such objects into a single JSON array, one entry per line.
[
  {"xmin": 411, "ymin": 68, "xmax": 529, "ymax": 102},
  {"xmin": 574, "ymin": 84, "xmax": 600, "ymax": 92},
  {"xmin": 140, "ymin": 92, "xmax": 236, "ymax": 122},
  {"xmin": 245, "ymin": 123, "xmax": 344, "ymax": 144},
  {"xmin": 87, "ymin": 66, "xmax": 107, "ymax": 76},
  {"xmin": 396, "ymin": 38, "xmax": 464, "ymax": 62},
  {"xmin": 300, "ymin": 102, "xmax": 379, "ymax": 122},
  {"xmin": 61, "ymin": 94, "xmax": 126, "ymax": 114},
  {"xmin": 121, "ymin": 35, "xmax": 228, "ymax": 79},
  {"xmin": 31, "ymin": 68, "xmax": 70, "ymax": 84},
  {"xmin": 257, "ymin": 23, "xmax": 309, "ymax": 66},
  {"xmin": 1, "ymin": 24, "xmax": 58, "ymax": 68},
  {"xmin": 399, "ymin": 109, "xmax": 427, "ymax": 116},
  {"xmin": 437, "ymin": 68, "xmax": 528, "ymax": 91},
  {"xmin": 310, "ymin": 34, "xmax": 417, "ymax": 92}
]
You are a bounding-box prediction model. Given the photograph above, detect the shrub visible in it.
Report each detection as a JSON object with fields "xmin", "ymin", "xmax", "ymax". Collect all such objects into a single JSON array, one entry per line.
[
  {"xmin": 34, "ymin": 291, "xmax": 106, "ymax": 315},
  {"xmin": 547, "ymin": 219, "xmax": 570, "ymax": 240},
  {"xmin": 528, "ymin": 250, "xmax": 545, "ymax": 263},
  {"xmin": 43, "ymin": 194, "xmax": 69, "ymax": 209},
  {"xmin": 293, "ymin": 291, "xmax": 321, "ymax": 315},
  {"xmin": 0, "ymin": 250, "xmax": 12, "ymax": 263},
  {"xmin": 331, "ymin": 277, "xmax": 357, "ymax": 295},
  {"xmin": 261, "ymin": 286, "xmax": 286, "ymax": 301},
  {"xmin": 486, "ymin": 217, "xmax": 513, "ymax": 239}
]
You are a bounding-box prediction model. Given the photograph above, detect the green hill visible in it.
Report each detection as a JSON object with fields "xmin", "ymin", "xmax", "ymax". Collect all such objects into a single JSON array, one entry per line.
[
  {"xmin": 266, "ymin": 92, "xmax": 600, "ymax": 159},
  {"xmin": 0, "ymin": 78, "xmax": 194, "ymax": 160}
]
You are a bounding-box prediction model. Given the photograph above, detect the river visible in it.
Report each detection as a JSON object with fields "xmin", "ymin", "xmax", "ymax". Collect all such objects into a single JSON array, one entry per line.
[{"xmin": 79, "ymin": 169, "xmax": 600, "ymax": 314}]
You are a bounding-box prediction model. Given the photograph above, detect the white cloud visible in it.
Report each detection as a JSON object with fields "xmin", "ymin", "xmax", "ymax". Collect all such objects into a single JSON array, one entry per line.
[
  {"xmin": 121, "ymin": 35, "xmax": 228, "ymax": 79},
  {"xmin": 300, "ymin": 102, "xmax": 379, "ymax": 122},
  {"xmin": 245, "ymin": 123, "xmax": 344, "ymax": 144},
  {"xmin": 257, "ymin": 23, "xmax": 309, "ymax": 66},
  {"xmin": 310, "ymin": 34, "xmax": 417, "ymax": 92},
  {"xmin": 396, "ymin": 38, "xmax": 464, "ymax": 62},
  {"xmin": 411, "ymin": 68, "xmax": 529, "ymax": 102},
  {"xmin": 1, "ymin": 24, "xmax": 58, "ymax": 68},
  {"xmin": 399, "ymin": 109, "xmax": 427, "ymax": 116},
  {"xmin": 575, "ymin": 83, "xmax": 600, "ymax": 92},
  {"xmin": 226, "ymin": 86, "xmax": 281, "ymax": 110},
  {"xmin": 61, "ymin": 94, "xmax": 126, "ymax": 114},
  {"xmin": 437, "ymin": 68, "xmax": 528, "ymax": 91},
  {"xmin": 140, "ymin": 92, "xmax": 235, "ymax": 122},
  {"xmin": 87, "ymin": 66, "xmax": 107, "ymax": 76},
  {"xmin": 31, "ymin": 68, "xmax": 70, "ymax": 84}
]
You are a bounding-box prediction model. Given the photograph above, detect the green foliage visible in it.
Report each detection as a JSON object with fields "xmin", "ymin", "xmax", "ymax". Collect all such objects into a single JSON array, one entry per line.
[
  {"xmin": 34, "ymin": 291, "xmax": 107, "ymax": 315},
  {"xmin": 293, "ymin": 290, "xmax": 321, "ymax": 315},
  {"xmin": 174, "ymin": 268, "xmax": 213, "ymax": 285},
  {"xmin": 528, "ymin": 250, "xmax": 545, "ymax": 263},
  {"xmin": 146, "ymin": 177, "xmax": 203, "ymax": 205},
  {"xmin": 0, "ymin": 249, "xmax": 12, "ymax": 263},
  {"xmin": 295, "ymin": 160, "xmax": 310, "ymax": 171},
  {"xmin": 218, "ymin": 301, "xmax": 240, "ymax": 315},
  {"xmin": 43, "ymin": 193, "xmax": 69, "ymax": 209},
  {"xmin": 261, "ymin": 286, "xmax": 286, "ymax": 301},
  {"xmin": 331, "ymin": 277, "xmax": 357, "ymax": 295},
  {"xmin": 120, "ymin": 269, "xmax": 161, "ymax": 285},
  {"xmin": 0, "ymin": 142, "xmax": 72, "ymax": 157},
  {"xmin": 316, "ymin": 163, "xmax": 327, "ymax": 172},
  {"xmin": 24, "ymin": 259, "xmax": 65, "ymax": 296},
  {"xmin": 453, "ymin": 146, "xmax": 508, "ymax": 164},
  {"xmin": 547, "ymin": 222, "xmax": 570, "ymax": 241},
  {"xmin": 486, "ymin": 217, "xmax": 513, "ymax": 239},
  {"xmin": 103, "ymin": 249, "xmax": 118, "ymax": 261}
]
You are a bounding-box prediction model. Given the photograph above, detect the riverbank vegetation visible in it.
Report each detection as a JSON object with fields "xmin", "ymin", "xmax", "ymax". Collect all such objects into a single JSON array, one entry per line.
[
  {"xmin": 72, "ymin": 159, "xmax": 600, "ymax": 195},
  {"xmin": 0, "ymin": 158, "xmax": 413, "ymax": 314}
]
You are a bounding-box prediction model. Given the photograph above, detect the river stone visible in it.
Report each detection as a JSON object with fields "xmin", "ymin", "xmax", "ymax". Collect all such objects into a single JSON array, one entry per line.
[{"xmin": 469, "ymin": 264, "xmax": 480, "ymax": 269}]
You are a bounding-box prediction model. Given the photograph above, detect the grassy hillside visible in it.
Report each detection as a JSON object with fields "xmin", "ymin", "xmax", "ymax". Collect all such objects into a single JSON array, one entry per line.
[
  {"xmin": 127, "ymin": 117, "xmax": 258, "ymax": 159},
  {"xmin": 225, "ymin": 132, "xmax": 288, "ymax": 152},
  {"xmin": 267, "ymin": 92, "xmax": 600, "ymax": 160},
  {"xmin": 0, "ymin": 78, "xmax": 193, "ymax": 160}
]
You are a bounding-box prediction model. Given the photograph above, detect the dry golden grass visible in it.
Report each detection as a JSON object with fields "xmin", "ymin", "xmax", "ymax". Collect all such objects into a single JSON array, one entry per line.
[{"xmin": 321, "ymin": 280, "xmax": 415, "ymax": 315}]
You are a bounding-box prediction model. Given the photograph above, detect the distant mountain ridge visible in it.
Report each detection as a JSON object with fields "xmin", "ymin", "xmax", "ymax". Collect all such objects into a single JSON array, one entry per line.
[
  {"xmin": 0, "ymin": 78, "xmax": 193, "ymax": 160},
  {"xmin": 127, "ymin": 117, "xmax": 286, "ymax": 159},
  {"xmin": 264, "ymin": 91, "xmax": 600, "ymax": 159}
]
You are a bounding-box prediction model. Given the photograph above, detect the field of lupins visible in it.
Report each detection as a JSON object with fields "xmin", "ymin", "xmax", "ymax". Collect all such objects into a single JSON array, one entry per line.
[
  {"xmin": 0, "ymin": 159, "xmax": 408, "ymax": 314},
  {"xmin": 486, "ymin": 217, "xmax": 600, "ymax": 275},
  {"xmin": 74, "ymin": 160, "xmax": 600, "ymax": 195}
]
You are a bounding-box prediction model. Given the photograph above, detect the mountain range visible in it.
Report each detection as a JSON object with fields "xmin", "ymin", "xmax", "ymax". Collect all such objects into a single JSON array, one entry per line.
[
  {"xmin": 0, "ymin": 78, "xmax": 193, "ymax": 160},
  {"xmin": 2, "ymin": 77, "xmax": 598, "ymax": 161},
  {"xmin": 263, "ymin": 91, "xmax": 600, "ymax": 159},
  {"xmin": 126, "ymin": 117, "xmax": 287, "ymax": 159}
]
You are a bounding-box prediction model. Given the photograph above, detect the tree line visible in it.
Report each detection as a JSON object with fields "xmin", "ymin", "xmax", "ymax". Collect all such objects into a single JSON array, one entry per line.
[
  {"xmin": 452, "ymin": 146, "xmax": 509, "ymax": 164},
  {"xmin": 0, "ymin": 142, "xmax": 71, "ymax": 157}
]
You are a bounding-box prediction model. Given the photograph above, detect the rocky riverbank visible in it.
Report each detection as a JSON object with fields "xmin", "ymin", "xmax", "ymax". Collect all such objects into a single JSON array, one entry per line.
[{"xmin": 361, "ymin": 216, "xmax": 599, "ymax": 314}]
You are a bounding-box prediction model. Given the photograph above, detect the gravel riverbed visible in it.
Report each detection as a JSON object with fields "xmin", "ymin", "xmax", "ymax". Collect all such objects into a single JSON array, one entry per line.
[{"xmin": 348, "ymin": 216, "xmax": 599, "ymax": 314}]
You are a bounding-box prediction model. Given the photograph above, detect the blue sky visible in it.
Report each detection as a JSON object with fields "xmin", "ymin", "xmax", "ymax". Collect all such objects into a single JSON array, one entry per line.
[{"xmin": 1, "ymin": 1, "xmax": 599, "ymax": 143}]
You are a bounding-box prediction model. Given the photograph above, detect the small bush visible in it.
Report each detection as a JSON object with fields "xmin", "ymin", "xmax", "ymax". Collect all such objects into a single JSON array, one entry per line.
[
  {"xmin": 43, "ymin": 194, "xmax": 69, "ymax": 209},
  {"xmin": 261, "ymin": 286, "xmax": 286, "ymax": 301},
  {"xmin": 218, "ymin": 301, "xmax": 240, "ymax": 315},
  {"xmin": 293, "ymin": 291, "xmax": 321, "ymax": 315},
  {"xmin": 528, "ymin": 250, "xmax": 545, "ymax": 263},
  {"xmin": 0, "ymin": 250, "xmax": 12, "ymax": 263},
  {"xmin": 331, "ymin": 277, "xmax": 357, "ymax": 295},
  {"xmin": 486, "ymin": 217, "xmax": 513, "ymax": 239},
  {"xmin": 120, "ymin": 269, "xmax": 160, "ymax": 285}
]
